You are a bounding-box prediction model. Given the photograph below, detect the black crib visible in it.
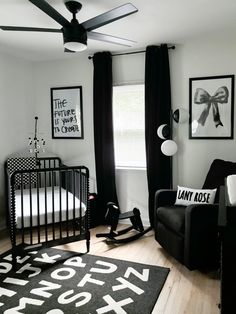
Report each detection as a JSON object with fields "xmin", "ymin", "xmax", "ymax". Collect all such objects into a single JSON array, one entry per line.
[{"xmin": 5, "ymin": 156, "xmax": 90, "ymax": 269}]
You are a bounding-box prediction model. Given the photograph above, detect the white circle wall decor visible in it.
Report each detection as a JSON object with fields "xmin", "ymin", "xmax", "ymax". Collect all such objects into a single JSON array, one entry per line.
[
  {"xmin": 157, "ymin": 124, "xmax": 170, "ymax": 139},
  {"xmin": 161, "ymin": 140, "xmax": 178, "ymax": 156}
]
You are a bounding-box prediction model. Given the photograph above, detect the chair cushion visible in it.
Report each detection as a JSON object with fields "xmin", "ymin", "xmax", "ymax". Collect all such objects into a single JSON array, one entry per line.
[{"xmin": 156, "ymin": 206, "xmax": 186, "ymax": 234}]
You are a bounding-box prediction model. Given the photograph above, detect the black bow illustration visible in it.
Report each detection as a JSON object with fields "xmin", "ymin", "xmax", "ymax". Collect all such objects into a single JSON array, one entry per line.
[{"xmin": 194, "ymin": 86, "xmax": 229, "ymax": 127}]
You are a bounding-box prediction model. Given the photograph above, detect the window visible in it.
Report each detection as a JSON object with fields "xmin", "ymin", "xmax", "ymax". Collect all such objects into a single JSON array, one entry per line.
[{"xmin": 113, "ymin": 84, "xmax": 146, "ymax": 168}]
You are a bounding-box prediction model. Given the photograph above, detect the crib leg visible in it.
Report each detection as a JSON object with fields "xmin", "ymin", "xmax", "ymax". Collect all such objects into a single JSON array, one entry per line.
[
  {"xmin": 86, "ymin": 231, "xmax": 90, "ymax": 253},
  {"xmin": 10, "ymin": 219, "xmax": 17, "ymax": 270},
  {"xmin": 86, "ymin": 239, "xmax": 90, "ymax": 253},
  {"xmin": 12, "ymin": 247, "xmax": 17, "ymax": 271}
]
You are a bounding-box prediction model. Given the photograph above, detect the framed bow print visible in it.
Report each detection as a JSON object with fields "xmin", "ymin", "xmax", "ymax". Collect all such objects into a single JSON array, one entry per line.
[{"xmin": 189, "ymin": 75, "xmax": 234, "ymax": 139}]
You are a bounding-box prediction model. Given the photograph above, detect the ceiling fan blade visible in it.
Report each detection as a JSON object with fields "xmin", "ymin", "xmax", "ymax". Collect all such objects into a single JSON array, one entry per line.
[
  {"xmin": 0, "ymin": 26, "xmax": 62, "ymax": 33},
  {"xmin": 88, "ymin": 31, "xmax": 136, "ymax": 47},
  {"xmin": 29, "ymin": 0, "xmax": 70, "ymax": 27},
  {"xmin": 81, "ymin": 3, "xmax": 138, "ymax": 32}
]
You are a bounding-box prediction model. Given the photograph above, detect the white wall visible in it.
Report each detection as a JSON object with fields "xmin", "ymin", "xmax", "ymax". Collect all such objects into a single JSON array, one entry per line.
[
  {"xmin": 33, "ymin": 54, "xmax": 96, "ymax": 188},
  {"xmin": 171, "ymin": 30, "xmax": 236, "ymax": 188},
  {"xmin": 0, "ymin": 52, "xmax": 34, "ymax": 228}
]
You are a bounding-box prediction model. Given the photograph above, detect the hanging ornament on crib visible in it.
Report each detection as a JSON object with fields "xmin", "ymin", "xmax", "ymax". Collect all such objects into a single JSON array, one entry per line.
[
  {"xmin": 28, "ymin": 117, "xmax": 46, "ymax": 158},
  {"xmin": 41, "ymin": 139, "xmax": 46, "ymax": 152},
  {"xmin": 28, "ymin": 137, "xmax": 33, "ymax": 153}
]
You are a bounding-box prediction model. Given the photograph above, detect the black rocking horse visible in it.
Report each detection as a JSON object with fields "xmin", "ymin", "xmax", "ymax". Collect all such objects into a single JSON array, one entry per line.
[{"xmin": 96, "ymin": 202, "xmax": 152, "ymax": 244}]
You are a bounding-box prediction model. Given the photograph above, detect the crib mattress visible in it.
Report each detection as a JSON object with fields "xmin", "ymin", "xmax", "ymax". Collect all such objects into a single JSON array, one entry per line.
[{"xmin": 15, "ymin": 186, "xmax": 86, "ymax": 229}]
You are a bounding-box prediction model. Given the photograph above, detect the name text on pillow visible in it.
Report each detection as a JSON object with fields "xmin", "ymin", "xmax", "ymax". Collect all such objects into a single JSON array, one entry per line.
[{"xmin": 177, "ymin": 190, "xmax": 211, "ymax": 203}]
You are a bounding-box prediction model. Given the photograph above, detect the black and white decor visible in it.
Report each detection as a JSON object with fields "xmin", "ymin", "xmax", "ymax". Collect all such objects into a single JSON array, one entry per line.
[
  {"xmin": 0, "ymin": 248, "xmax": 169, "ymax": 314},
  {"xmin": 51, "ymin": 86, "xmax": 84, "ymax": 139},
  {"xmin": 189, "ymin": 75, "xmax": 234, "ymax": 139},
  {"xmin": 7, "ymin": 157, "xmax": 37, "ymax": 186}
]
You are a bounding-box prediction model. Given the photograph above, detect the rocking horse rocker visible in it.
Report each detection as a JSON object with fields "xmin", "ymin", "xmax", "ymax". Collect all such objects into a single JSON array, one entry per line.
[{"xmin": 96, "ymin": 202, "xmax": 152, "ymax": 244}]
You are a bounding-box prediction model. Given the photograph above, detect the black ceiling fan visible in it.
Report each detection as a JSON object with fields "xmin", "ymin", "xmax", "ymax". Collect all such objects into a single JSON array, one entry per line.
[{"xmin": 0, "ymin": 0, "xmax": 138, "ymax": 52}]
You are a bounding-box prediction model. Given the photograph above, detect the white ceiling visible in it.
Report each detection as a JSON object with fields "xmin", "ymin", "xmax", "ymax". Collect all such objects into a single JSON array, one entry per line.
[{"xmin": 0, "ymin": 0, "xmax": 236, "ymax": 61}]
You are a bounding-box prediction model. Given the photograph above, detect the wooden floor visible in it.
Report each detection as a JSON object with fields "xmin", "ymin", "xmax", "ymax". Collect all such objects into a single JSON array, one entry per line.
[{"xmin": 0, "ymin": 226, "xmax": 220, "ymax": 314}]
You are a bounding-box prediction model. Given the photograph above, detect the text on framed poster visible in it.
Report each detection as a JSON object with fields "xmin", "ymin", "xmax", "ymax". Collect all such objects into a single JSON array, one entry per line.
[{"xmin": 51, "ymin": 86, "xmax": 84, "ymax": 139}]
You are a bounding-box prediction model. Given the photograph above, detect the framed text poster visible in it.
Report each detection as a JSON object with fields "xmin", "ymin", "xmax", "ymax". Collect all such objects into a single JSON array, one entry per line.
[{"xmin": 51, "ymin": 86, "xmax": 84, "ymax": 139}]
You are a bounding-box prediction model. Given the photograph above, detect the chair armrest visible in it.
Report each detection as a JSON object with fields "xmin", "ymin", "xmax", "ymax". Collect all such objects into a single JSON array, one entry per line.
[
  {"xmin": 218, "ymin": 185, "xmax": 227, "ymax": 229},
  {"xmin": 184, "ymin": 203, "xmax": 219, "ymax": 269},
  {"xmin": 154, "ymin": 190, "xmax": 177, "ymax": 230},
  {"xmin": 155, "ymin": 189, "xmax": 177, "ymax": 208}
]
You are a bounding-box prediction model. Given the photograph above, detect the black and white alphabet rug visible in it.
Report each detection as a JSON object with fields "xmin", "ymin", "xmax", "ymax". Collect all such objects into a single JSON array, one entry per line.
[{"xmin": 0, "ymin": 247, "xmax": 169, "ymax": 314}]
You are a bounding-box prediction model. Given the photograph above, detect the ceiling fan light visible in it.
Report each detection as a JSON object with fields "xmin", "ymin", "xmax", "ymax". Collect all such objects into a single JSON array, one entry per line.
[
  {"xmin": 62, "ymin": 23, "xmax": 87, "ymax": 52},
  {"xmin": 64, "ymin": 41, "xmax": 87, "ymax": 51}
]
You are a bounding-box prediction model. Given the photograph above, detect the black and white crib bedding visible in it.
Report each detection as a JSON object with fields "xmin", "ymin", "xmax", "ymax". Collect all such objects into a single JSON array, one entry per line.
[{"xmin": 15, "ymin": 186, "xmax": 86, "ymax": 228}]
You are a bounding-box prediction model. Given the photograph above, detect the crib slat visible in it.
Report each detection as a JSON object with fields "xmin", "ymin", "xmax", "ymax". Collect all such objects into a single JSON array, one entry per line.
[
  {"xmin": 51, "ymin": 171, "xmax": 55, "ymax": 241},
  {"xmin": 49, "ymin": 160, "xmax": 51, "ymax": 186},
  {"xmin": 29, "ymin": 173, "xmax": 33, "ymax": 245},
  {"xmin": 66, "ymin": 171, "xmax": 69, "ymax": 237},
  {"xmin": 38, "ymin": 160, "xmax": 42, "ymax": 188},
  {"xmin": 79, "ymin": 169, "xmax": 82, "ymax": 235},
  {"xmin": 72, "ymin": 170, "xmax": 75, "ymax": 236},
  {"xmin": 37, "ymin": 172, "xmax": 40, "ymax": 243},
  {"xmin": 44, "ymin": 172, "xmax": 48, "ymax": 242},
  {"xmin": 59, "ymin": 171, "xmax": 62, "ymax": 239},
  {"xmin": 20, "ymin": 173, "xmax": 25, "ymax": 244},
  {"xmin": 86, "ymin": 170, "xmax": 89, "ymax": 234}
]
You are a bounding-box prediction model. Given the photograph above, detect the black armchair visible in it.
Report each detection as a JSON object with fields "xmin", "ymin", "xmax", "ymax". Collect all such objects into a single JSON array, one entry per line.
[{"xmin": 154, "ymin": 159, "xmax": 236, "ymax": 270}]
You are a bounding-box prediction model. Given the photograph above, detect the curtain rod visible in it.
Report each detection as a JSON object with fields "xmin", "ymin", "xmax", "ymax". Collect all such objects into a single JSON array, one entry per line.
[{"xmin": 88, "ymin": 45, "xmax": 175, "ymax": 59}]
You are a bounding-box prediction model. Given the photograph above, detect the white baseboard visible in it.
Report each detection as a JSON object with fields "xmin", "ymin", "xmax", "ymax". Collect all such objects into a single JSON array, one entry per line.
[
  {"xmin": 120, "ymin": 218, "xmax": 150, "ymax": 227},
  {"xmin": 142, "ymin": 218, "xmax": 151, "ymax": 227}
]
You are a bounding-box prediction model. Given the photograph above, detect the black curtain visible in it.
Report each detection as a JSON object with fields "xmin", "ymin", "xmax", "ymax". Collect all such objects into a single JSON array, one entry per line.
[
  {"xmin": 93, "ymin": 51, "xmax": 118, "ymax": 224},
  {"xmin": 145, "ymin": 44, "xmax": 172, "ymax": 226}
]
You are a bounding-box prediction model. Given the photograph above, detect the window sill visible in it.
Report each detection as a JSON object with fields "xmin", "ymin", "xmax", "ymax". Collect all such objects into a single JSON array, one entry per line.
[{"xmin": 115, "ymin": 166, "xmax": 146, "ymax": 171}]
